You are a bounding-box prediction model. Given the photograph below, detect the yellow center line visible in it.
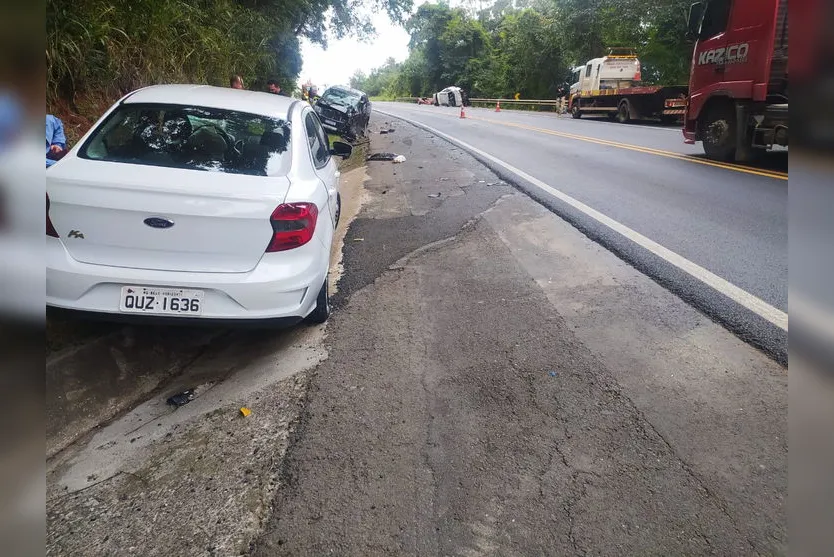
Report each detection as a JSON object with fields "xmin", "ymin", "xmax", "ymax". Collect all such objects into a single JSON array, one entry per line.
[
  {"xmin": 399, "ymin": 106, "xmax": 788, "ymax": 180},
  {"xmin": 467, "ymin": 115, "xmax": 788, "ymax": 180}
]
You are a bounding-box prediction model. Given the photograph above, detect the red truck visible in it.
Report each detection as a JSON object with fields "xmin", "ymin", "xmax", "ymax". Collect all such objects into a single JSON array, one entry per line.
[{"xmin": 683, "ymin": 0, "xmax": 788, "ymax": 161}]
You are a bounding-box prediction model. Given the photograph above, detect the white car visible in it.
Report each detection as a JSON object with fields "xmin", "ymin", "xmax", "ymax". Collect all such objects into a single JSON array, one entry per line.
[
  {"xmin": 47, "ymin": 84, "xmax": 352, "ymax": 325},
  {"xmin": 433, "ymin": 86, "xmax": 464, "ymax": 107}
]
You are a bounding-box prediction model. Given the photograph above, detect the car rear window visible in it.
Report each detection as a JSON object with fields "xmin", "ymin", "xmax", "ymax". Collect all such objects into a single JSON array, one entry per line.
[{"xmin": 79, "ymin": 103, "xmax": 291, "ymax": 177}]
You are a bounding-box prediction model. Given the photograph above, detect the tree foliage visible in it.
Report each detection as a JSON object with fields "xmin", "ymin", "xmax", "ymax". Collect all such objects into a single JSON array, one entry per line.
[
  {"xmin": 354, "ymin": 0, "xmax": 695, "ymax": 99},
  {"xmin": 47, "ymin": 0, "xmax": 413, "ymax": 112}
]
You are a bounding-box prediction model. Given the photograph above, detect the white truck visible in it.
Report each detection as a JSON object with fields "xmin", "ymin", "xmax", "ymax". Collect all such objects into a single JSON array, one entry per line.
[{"xmin": 569, "ymin": 48, "xmax": 687, "ymax": 124}]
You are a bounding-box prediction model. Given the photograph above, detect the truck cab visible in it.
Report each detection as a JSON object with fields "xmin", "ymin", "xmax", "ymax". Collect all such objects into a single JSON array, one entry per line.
[
  {"xmin": 568, "ymin": 49, "xmax": 685, "ymax": 123},
  {"xmin": 683, "ymin": 0, "xmax": 788, "ymax": 160},
  {"xmin": 574, "ymin": 50, "xmax": 642, "ymax": 96}
]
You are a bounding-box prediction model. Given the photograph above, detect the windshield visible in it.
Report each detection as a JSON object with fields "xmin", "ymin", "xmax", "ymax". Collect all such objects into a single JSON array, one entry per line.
[
  {"xmin": 79, "ymin": 103, "xmax": 292, "ymax": 177},
  {"xmin": 321, "ymin": 88, "xmax": 360, "ymax": 106}
]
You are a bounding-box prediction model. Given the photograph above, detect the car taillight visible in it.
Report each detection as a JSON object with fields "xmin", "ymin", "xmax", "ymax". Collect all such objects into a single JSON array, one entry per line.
[
  {"xmin": 266, "ymin": 203, "xmax": 318, "ymax": 252},
  {"xmin": 46, "ymin": 193, "xmax": 59, "ymax": 238}
]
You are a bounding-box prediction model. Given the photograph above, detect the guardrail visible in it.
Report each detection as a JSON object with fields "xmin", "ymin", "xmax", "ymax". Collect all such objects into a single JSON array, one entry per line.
[
  {"xmin": 392, "ymin": 97, "xmax": 570, "ymax": 113},
  {"xmin": 470, "ymin": 98, "xmax": 569, "ymax": 113}
]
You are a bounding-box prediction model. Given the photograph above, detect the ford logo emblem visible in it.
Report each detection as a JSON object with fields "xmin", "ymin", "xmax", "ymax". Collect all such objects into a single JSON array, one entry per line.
[{"xmin": 144, "ymin": 217, "xmax": 175, "ymax": 229}]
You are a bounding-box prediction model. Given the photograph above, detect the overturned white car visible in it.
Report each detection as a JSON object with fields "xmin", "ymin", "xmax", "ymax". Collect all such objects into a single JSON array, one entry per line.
[{"xmin": 433, "ymin": 86, "xmax": 464, "ymax": 107}]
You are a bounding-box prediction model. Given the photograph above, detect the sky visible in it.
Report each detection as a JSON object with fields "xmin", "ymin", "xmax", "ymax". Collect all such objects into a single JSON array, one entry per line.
[{"xmin": 299, "ymin": 12, "xmax": 411, "ymax": 89}]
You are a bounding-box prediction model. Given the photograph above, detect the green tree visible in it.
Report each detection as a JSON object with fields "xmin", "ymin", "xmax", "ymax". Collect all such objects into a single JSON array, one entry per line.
[
  {"xmin": 349, "ymin": 69, "xmax": 368, "ymax": 90},
  {"xmin": 406, "ymin": 3, "xmax": 457, "ymax": 92},
  {"xmin": 47, "ymin": 0, "xmax": 414, "ymax": 115},
  {"xmin": 497, "ymin": 9, "xmax": 568, "ymax": 98},
  {"xmin": 359, "ymin": 0, "xmax": 696, "ymax": 102}
]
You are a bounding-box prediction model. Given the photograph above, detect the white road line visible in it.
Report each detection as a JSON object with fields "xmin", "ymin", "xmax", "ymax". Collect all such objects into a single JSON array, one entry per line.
[{"xmin": 375, "ymin": 108, "xmax": 789, "ymax": 332}]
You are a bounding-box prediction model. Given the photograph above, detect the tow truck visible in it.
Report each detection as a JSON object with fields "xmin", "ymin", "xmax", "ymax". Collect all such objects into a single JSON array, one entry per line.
[
  {"xmin": 569, "ymin": 48, "xmax": 688, "ymax": 123},
  {"xmin": 683, "ymin": 0, "xmax": 788, "ymax": 161}
]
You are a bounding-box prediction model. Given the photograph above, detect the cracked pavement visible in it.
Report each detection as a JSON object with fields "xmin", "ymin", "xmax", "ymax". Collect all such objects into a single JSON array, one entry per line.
[{"xmin": 252, "ymin": 115, "xmax": 786, "ymax": 555}]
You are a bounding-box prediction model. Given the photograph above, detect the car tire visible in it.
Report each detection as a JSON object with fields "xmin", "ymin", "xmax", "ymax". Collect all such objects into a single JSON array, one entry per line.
[
  {"xmin": 305, "ymin": 278, "xmax": 330, "ymax": 324},
  {"xmin": 571, "ymin": 102, "xmax": 582, "ymax": 119},
  {"xmin": 334, "ymin": 193, "xmax": 342, "ymax": 227}
]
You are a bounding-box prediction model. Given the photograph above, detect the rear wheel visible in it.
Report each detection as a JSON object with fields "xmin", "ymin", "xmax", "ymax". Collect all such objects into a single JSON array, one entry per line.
[
  {"xmin": 305, "ymin": 279, "xmax": 330, "ymax": 324},
  {"xmin": 700, "ymin": 103, "xmax": 737, "ymax": 161},
  {"xmin": 616, "ymin": 100, "xmax": 631, "ymax": 124}
]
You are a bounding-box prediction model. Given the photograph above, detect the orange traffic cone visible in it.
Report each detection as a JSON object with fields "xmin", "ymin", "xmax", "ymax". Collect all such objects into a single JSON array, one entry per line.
[
  {"xmin": 495, "ymin": 100, "xmax": 501, "ymax": 112},
  {"xmin": 460, "ymin": 105, "xmax": 466, "ymax": 119}
]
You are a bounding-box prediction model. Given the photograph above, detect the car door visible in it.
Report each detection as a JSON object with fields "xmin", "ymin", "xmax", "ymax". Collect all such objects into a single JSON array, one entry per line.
[{"xmin": 303, "ymin": 109, "xmax": 339, "ymax": 227}]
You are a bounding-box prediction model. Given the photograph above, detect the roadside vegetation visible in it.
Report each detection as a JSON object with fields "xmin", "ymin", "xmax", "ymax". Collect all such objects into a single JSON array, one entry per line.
[
  {"xmin": 46, "ymin": 0, "xmax": 413, "ymax": 140},
  {"xmin": 351, "ymin": 0, "xmax": 693, "ymax": 100}
]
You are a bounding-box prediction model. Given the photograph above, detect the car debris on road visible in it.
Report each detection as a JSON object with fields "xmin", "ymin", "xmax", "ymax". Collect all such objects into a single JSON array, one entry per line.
[
  {"xmin": 367, "ymin": 152, "xmax": 403, "ymax": 162},
  {"xmin": 166, "ymin": 389, "xmax": 195, "ymax": 407}
]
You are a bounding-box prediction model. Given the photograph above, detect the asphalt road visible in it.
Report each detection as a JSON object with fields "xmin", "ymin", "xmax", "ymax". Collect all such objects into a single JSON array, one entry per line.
[
  {"xmin": 254, "ymin": 116, "xmax": 786, "ymax": 555},
  {"xmin": 374, "ymin": 102, "xmax": 788, "ymax": 361}
]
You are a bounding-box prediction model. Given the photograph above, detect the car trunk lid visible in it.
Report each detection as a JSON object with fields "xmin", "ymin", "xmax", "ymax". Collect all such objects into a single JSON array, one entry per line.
[{"xmin": 47, "ymin": 159, "xmax": 291, "ymax": 273}]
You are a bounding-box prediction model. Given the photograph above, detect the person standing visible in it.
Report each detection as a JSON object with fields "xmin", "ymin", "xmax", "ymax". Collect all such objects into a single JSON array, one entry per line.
[
  {"xmin": 267, "ymin": 79, "xmax": 289, "ymax": 96},
  {"xmin": 46, "ymin": 114, "xmax": 67, "ymax": 168},
  {"xmin": 230, "ymin": 75, "xmax": 244, "ymax": 89}
]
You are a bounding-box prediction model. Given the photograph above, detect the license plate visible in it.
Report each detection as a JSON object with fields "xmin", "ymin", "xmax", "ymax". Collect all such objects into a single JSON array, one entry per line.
[{"xmin": 119, "ymin": 286, "xmax": 204, "ymax": 315}]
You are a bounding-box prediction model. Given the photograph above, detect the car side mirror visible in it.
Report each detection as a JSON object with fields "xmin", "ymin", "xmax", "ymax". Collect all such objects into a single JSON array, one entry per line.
[
  {"xmin": 686, "ymin": 2, "xmax": 704, "ymax": 41},
  {"xmin": 330, "ymin": 141, "xmax": 352, "ymax": 158}
]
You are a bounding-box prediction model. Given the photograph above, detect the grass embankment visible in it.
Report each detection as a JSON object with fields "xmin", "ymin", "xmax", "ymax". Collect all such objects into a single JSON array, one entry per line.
[{"xmin": 47, "ymin": 0, "xmax": 300, "ymax": 143}]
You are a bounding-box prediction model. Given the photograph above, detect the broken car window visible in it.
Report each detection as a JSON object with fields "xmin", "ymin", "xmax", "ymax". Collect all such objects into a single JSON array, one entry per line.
[{"xmin": 79, "ymin": 104, "xmax": 292, "ymax": 177}]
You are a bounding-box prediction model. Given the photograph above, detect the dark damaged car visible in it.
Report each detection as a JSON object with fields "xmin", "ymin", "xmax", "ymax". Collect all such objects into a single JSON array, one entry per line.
[{"xmin": 313, "ymin": 86, "xmax": 371, "ymax": 140}]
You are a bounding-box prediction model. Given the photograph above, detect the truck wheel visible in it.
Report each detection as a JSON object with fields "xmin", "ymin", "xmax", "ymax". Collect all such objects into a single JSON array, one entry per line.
[
  {"xmin": 571, "ymin": 103, "xmax": 582, "ymax": 119},
  {"xmin": 616, "ymin": 100, "xmax": 631, "ymax": 123},
  {"xmin": 700, "ymin": 104, "xmax": 737, "ymax": 161}
]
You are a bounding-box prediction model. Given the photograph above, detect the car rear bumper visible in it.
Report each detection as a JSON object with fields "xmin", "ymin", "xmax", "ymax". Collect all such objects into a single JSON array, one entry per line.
[
  {"xmin": 46, "ymin": 306, "xmax": 304, "ymax": 328},
  {"xmin": 46, "ymin": 238, "xmax": 327, "ymax": 321}
]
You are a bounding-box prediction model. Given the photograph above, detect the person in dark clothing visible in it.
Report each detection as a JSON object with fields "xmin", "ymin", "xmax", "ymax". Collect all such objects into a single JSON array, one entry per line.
[{"xmin": 267, "ymin": 79, "xmax": 289, "ymax": 96}]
